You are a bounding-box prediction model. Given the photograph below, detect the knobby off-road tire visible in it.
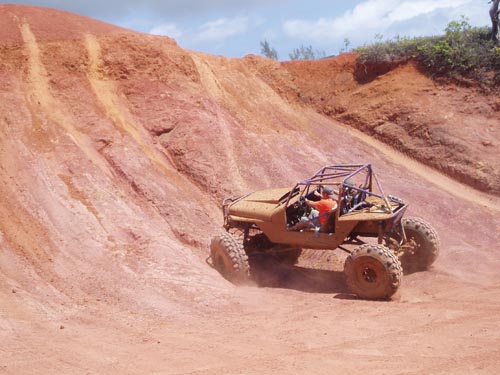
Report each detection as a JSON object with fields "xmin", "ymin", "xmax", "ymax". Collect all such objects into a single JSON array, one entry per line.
[
  {"xmin": 400, "ymin": 217, "xmax": 440, "ymax": 273},
  {"xmin": 210, "ymin": 232, "xmax": 250, "ymax": 284},
  {"xmin": 344, "ymin": 244, "xmax": 402, "ymax": 300}
]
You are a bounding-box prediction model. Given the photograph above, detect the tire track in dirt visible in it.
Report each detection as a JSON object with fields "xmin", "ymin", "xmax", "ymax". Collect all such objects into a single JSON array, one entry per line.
[
  {"xmin": 189, "ymin": 54, "xmax": 247, "ymax": 191},
  {"xmin": 83, "ymin": 34, "xmax": 219, "ymax": 233},
  {"xmin": 84, "ymin": 34, "xmax": 177, "ymax": 179},
  {"xmin": 337, "ymin": 121, "xmax": 500, "ymax": 213},
  {"xmin": 19, "ymin": 22, "xmax": 113, "ymax": 179}
]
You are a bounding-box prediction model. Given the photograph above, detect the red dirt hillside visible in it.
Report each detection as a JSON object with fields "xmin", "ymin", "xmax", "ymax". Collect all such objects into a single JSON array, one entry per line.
[{"xmin": 1, "ymin": 5, "xmax": 500, "ymax": 375}]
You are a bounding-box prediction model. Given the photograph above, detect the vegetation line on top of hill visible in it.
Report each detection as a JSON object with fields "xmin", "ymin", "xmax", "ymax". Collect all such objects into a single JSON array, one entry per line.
[
  {"xmin": 355, "ymin": 17, "xmax": 500, "ymax": 91},
  {"xmin": 261, "ymin": 16, "xmax": 500, "ymax": 91}
]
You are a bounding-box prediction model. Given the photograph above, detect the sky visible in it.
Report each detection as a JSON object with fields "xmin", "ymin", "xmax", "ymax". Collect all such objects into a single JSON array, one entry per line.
[{"xmin": 1, "ymin": 1, "xmax": 493, "ymax": 60}]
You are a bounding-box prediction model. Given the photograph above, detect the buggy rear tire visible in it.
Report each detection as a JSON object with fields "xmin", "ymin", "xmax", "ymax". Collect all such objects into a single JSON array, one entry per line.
[
  {"xmin": 400, "ymin": 217, "xmax": 440, "ymax": 273},
  {"xmin": 210, "ymin": 232, "xmax": 250, "ymax": 284},
  {"xmin": 344, "ymin": 244, "xmax": 402, "ymax": 300}
]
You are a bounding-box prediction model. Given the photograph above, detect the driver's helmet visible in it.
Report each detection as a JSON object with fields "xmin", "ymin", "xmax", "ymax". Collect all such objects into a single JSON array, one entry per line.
[{"xmin": 323, "ymin": 186, "xmax": 335, "ymax": 198}]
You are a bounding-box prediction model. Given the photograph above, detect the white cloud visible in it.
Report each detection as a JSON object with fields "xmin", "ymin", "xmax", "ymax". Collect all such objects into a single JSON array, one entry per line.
[
  {"xmin": 389, "ymin": 0, "xmax": 470, "ymax": 23},
  {"xmin": 149, "ymin": 23, "xmax": 183, "ymax": 38},
  {"xmin": 196, "ymin": 17, "xmax": 249, "ymax": 42},
  {"xmin": 283, "ymin": 0, "xmax": 477, "ymax": 44}
]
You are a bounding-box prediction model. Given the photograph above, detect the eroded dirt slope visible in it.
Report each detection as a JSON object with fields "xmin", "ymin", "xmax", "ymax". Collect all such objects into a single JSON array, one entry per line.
[{"xmin": 1, "ymin": 5, "xmax": 500, "ymax": 375}]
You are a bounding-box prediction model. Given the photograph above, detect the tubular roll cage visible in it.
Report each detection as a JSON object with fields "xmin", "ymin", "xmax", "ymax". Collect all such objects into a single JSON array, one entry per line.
[{"xmin": 284, "ymin": 164, "xmax": 393, "ymax": 213}]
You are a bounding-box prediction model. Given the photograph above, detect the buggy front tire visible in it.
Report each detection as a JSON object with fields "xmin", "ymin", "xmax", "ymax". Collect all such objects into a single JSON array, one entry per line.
[
  {"xmin": 344, "ymin": 244, "xmax": 402, "ymax": 300},
  {"xmin": 210, "ymin": 232, "xmax": 250, "ymax": 284}
]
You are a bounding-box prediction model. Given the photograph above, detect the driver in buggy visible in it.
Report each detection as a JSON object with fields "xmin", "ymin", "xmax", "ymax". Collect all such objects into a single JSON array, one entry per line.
[{"xmin": 297, "ymin": 185, "xmax": 338, "ymax": 236}]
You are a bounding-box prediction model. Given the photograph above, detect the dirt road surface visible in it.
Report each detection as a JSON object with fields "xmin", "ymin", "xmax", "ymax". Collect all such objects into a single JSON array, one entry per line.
[{"xmin": 1, "ymin": 5, "xmax": 500, "ymax": 375}]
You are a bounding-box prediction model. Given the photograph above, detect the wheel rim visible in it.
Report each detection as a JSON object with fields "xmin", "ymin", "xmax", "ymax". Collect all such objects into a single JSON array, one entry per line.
[
  {"xmin": 362, "ymin": 266, "xmax": 378, "ymax": 283},
  {"xmin": 354, "ymin": 257, "xmax": 387, "ymax": 290}
]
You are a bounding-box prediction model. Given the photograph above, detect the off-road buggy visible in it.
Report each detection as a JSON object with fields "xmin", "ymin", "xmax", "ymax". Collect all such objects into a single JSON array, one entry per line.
[{"xmin": 210, "ymin": 164, "xmax": 439, "ymax": 299}]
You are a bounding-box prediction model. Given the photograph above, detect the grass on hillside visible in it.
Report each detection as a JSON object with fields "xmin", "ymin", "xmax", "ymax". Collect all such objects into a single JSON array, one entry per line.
[{"xmin": 354, "ymin": 18, "xmax": 500, "ymax": 90}]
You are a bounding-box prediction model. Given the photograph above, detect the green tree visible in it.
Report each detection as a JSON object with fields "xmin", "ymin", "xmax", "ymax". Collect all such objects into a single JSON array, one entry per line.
[
  {"xmin": 339, "ymin": 38, "xmax": 351, "ymax": 54},
  {"xmin": 289, "ymin": 44, "xmax": 326, "ymax": 60},
  {"xmin": 260, "ymin": 40, "xmax": 278, "ymax": 60}
]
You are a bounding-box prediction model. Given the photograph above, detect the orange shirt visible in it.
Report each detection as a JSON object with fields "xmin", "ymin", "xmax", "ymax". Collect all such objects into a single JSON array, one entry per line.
[{"xmin": 316, "ymin": 198, "xmax": 336, "ymax": 224}]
